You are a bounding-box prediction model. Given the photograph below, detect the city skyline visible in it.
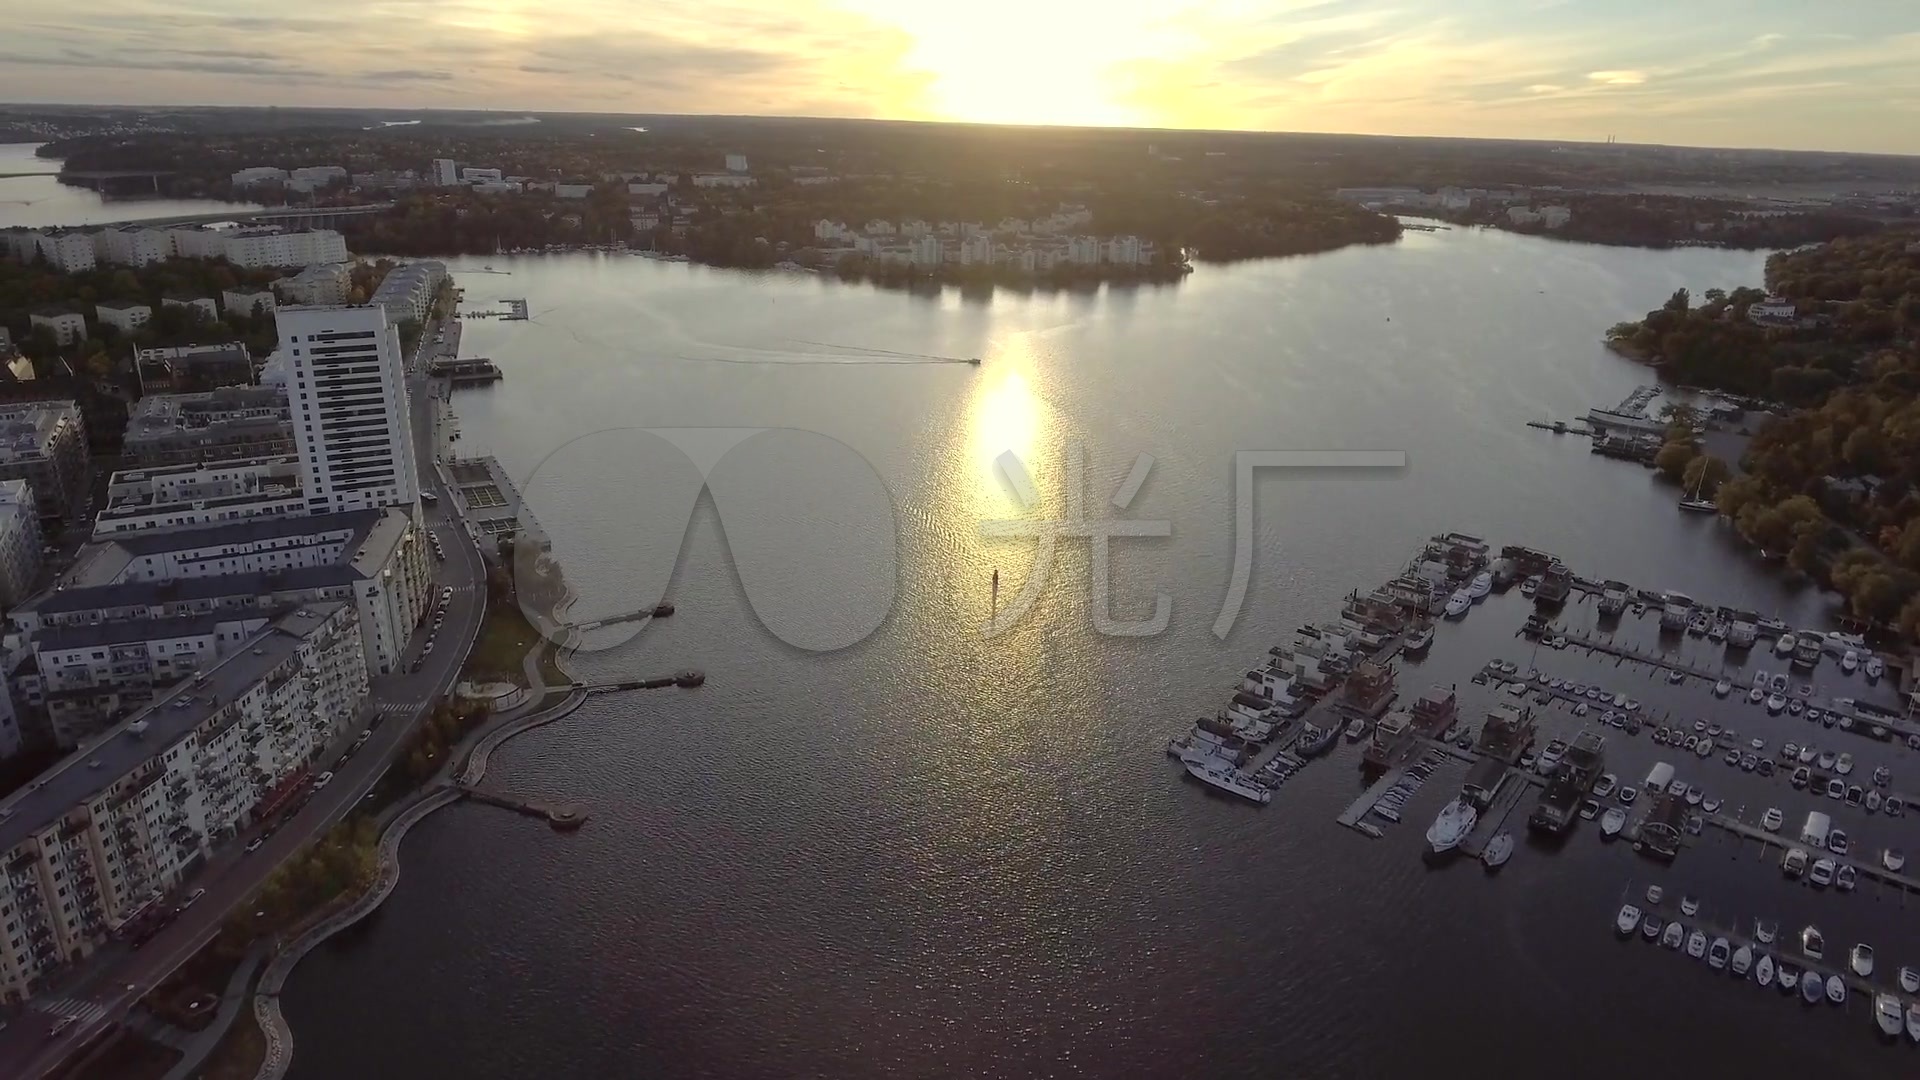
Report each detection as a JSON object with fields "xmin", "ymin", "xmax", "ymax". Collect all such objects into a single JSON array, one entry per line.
[{"xmin": 3, "ymin": 0, "xmax": 1918, "ymax": 155}]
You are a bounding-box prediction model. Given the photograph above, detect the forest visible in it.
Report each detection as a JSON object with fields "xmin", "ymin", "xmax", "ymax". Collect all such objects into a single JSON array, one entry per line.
[{"xmin": 1626, "ymin": 229, "xmax": 1920, "ymax": 639}]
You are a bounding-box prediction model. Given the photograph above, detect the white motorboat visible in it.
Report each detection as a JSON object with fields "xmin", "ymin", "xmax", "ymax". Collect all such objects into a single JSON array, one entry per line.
[
  {"xmin": 1645, "ymin": 884, "xmax": 1664, "ymax": 905},
  {"xmin": 1766, "ymin": 694, "xmax": 1787, "ymax": 714},
  {"xmin": 1827, "ymin": 974, "xmax": 1846, "ymax": 1005},
  {"xmin": 1731, "ymin": 943, "xmax": 1752, "ymax": 976},
  {"xmin": 1746, "ymin": 686, "xmax": 1764, "ymax": 704},
  {"xmin": 1835, "ymin": 753, "xmax": 1853, "ymax": 776},
  {"xmin": 1481, "ymin": 831, "xmax": 1514, "ymax": 869},
  {"xmin": 1405, "ymin": 623, "xmax": 1434, "ymax": 652},
  {"xmin": 1801, "ymin": 925, "xmax": 1825, "ymax": 961},
  {"xmin": 1616, "ymin": 903, "xmax": 1642, "ymax": 936},
  {"xmin": 1899, "ymin": 966, "xmax": 1920, "ymax": 995},
  {"xmin": 1713, "ymin": 678, "xmax": 1732, "ymax": 697},
  {"xmin": 1467, "ymin": 571, "xmax": 1492, "ymax": 600},
  {"xmin": 1775, "ymin": 633, "xmax": 1796, "ymax": 657},
  {"xmin": 1426, "ymin": 798, "xmax": 1477, "ymax": 855},
  {"xmin": 1840, "ymin": 649, "xmax": 1858, "ymax": 673},
  {"xmin": 1877, "ymin": 994, "xmax": 1905, "ymax": 1038},
  {"xmin": 1444, "ymin": 590, "xmax": 1471, "ymax": 618},
  {"xmin": 1851, "ymin": 943, "xmax": 1875, "ymax": 978},
  {"xmin": 1184, "ymin": 759, "xmax": 1272, "ymax": 804},
  {"xmin": 1343, "ymin": 717, "xmax": 1367, "ymax": 741},
  {"xmin": 1599, "ymin": 807, "xmax": 1626, "ymax": 839},
  {"xmin": 1909, "ymin": 1002, "xmax": 1920, "ymax": 1043},
  {"xmin": 1755, "ymin": 920, "xmax": 1777, "ymax": 945},
  {"xmin": 1680, "ymin": 894, "xmax": 1700, "ymax": 917},
  {"xmin": 1708, "ymin": 937, "xmax": 1730, "ymax": 970},
  {"xmin": 1687, "ymin": 930, "xmax": 1707, "ymax": 959},
  {"xmin": 1778, "ymin": 964, "xmax": 1798, "ymax": 992},
  {"xmin": 1866, "ymin": 655, "xmax": 1884, "ymax": 680},
  {"xmin": 1761, "ymin": 807, "xmax": 1784, "ymax": 832},
  {"xmin": 1662, "ymin": 922, "xmax": 1684, "ymax": 949},
  {"xmin": 1892, "ymin": 849, "xmax": 1911, "ymax": 873},
  {"xmin": 1755, "ymin": 953, "xmax": 1774, "ymax": 987},
  {"xmin": 1800, "ymin": 969, "xmax": 1824, "ymax": 1003}
]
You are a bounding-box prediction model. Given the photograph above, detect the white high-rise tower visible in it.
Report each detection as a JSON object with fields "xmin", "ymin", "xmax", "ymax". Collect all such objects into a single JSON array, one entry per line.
[{"xmin": 277, "ymin": 305, "xmax": 420, "ymax": 513}]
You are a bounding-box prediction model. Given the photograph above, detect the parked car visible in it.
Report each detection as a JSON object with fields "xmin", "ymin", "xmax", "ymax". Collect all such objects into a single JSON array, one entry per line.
[
  {"xmin": 245, "ymin": 837, "xmax": 266, "ymax": 854},
  {"xmin": 314, "ymin": 771, "xmax": 335, "ymax": 790},
  {"xmin": 181, "ymin": 887, "xmax": 206, "ymax": 908}
]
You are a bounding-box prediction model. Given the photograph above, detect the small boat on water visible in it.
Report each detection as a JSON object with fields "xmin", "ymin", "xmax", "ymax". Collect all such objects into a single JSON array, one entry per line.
[
  {"xmin": 1662, "ymin": 922, "xmax": 1685, "ymax": 949},
  {"xmin": 1713, "ymin": 678, "xmax": 1732, "ymax": 697},
  {"xmin": 1877, "ymin": 994, "xmax": 1905, "ymax": 1038},
  {"xmin": 1645, "ymin": 884, "xmax": 1664, "ymax": 905},
  {"xmin": 1343, "ymin": 717, "xmax": 1367, "ymax": 741},
  {"xmin": 1617, "ymin": 904, "xmax": 1643, "ymax": 936},
  {"xmin": 1851, "ymin": 944, "xmax": 1875, "ymax": 978},
  {"xmin": 1909, "ymin": 1002, "xmax": 1920, "ymax": 1043},
  {"xmin": 1776, "ymin": 633, "xmax": 1797, "ymax": 657},
  {"xmin": 1801, "ymin": 925, "xmax": 1825, "ymax": 961},
  {"xmin": 1296, "ymin": 724, "xmax": 1338, "ymax": 758},
  {"xmin": 1426, "ymin": 798, "xmax": 1478, "ymax": 855},
  {"xmin": 1866, "ymin": 655, "xmax": 1884, "ymax": 680},
  {"xmin": 1755, "ymin": 920, "xmax": 1777, "ymax": 945},
  {"xmin": 1801, "ymin": 969, "xmax": 1825, "ymax": 1003},
  {"xmin": 1444, "ymin": 590, "xmax": 1472, "ymax": 618},
  {"xmin": 1599, "ymin": 807, "xmax": 1626, "ymax": 839},
  {"xmin": 1351, "ymin": 820, "xmax": 1385, "ymax": 839},
  {"xmin": 1899, "ymin": 966, "xmax": 1920, "ymax": 994},
  {"xmin": 1754, "ymin": 953, "xmax": 1774, "ymax": 987},
  {"xmin": 1687, "ymin": 930, "xmax": 1708, "ymax": 959},
  {"xmin": 1766, "ymin": 693, "xmax": 1787, "ymax": 714},
  {"xmin": 1777, "ymin": 964, "xmax": 1798, "ymax": 992},
  {"xmin": 1467, "ymin": 571, "xmax": 1492, "ymax": 600},
  {"xmin": 1732, "ymin": 943, "xmax": 1752, "ymax": 976},
  {"xmin": 1840, "ymin": 649, "xmax": 1859, "ymax": 673},
  {"xmin": 1405, "ymin": 622, "xmax": 1434, "ymax": 652},
  {"xmin": 1184, "ymin": 759, "xmax": 1273, "ymax": 804},
  {"xmin": 1680, "ymin": 894, "xmax": 1700, "ymax": 917},
  {"xmin": 1827, "ymin": 974, "xmax": 1847, "ymax": 1005},
  {"xmin": 1482, "ymin": 831, "xmax": 1514, "ymax": 869},
  {"xmin": 1708, "ymin": 937, "xmax": 1730, "ymax": 970}
]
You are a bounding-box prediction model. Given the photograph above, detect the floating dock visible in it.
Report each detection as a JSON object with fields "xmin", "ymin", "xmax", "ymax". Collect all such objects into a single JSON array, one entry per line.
[
  {"xmin": 1634, "ymin": 892, "xmax": 1917, "ymax": 1009},
  {"xmin": 1705, "ymin": 812, "xmax": 1920, "ymax": 895},
  {"xmin": 1460, "ymin": 772, "xmax": 1537, "ymax": 857}
]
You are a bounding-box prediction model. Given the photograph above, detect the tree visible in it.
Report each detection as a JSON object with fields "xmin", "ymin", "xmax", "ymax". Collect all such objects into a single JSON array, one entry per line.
[
  {"xmin": 1682, "ymin": 455, "xmax": 1731, "ymax": 498},
  {"xmin": 1654, "ymin": 440, "xmax": 1698, "ymax": 482},
  {"xmin": 1663, "ymin": 287, "xmax": 1690, "ymax": 314}
]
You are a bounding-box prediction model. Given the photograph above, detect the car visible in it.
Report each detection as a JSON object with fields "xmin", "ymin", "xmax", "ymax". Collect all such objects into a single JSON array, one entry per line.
[
  {"xmin": 48, "ymin": 1016, "xmax": 76, "ymax": 1038},
  {"xmin": 422, "ymin": 491, "xmax": 439, "ymax": 505},
  {"xmin": 354, "ymin": 730, "xmax": 372, "ymax": 748},
  {"xmin": 1761, "ymin": 807, "xmax": 1784, "ymax": 832},
  {"xmin": 245, "ymin": 837, "xmax": 266, "ymax": 854},
  {"xmin": 442, "ymin": 586, "xmax": 453, "ymax": 600},
  {"xmin": 313, "ymin": 771, "xmax": 335, "ymax": 790},
  {"xmin": 182, "ymin": 887, "xmax": 207, "ymax": 908},
  {"xmin": 409, "ymin": 658, "xmax": 423, "ymax": 674}
]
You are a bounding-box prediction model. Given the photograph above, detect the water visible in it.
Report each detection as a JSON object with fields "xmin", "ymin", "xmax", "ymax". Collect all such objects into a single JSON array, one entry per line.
[
  {"xmin": 0, "ymin": 143, "xmax": 262, "ymax": 228},
  {"xmin": 282, "ymin": 232, "xmax": 1917, "ymax": 1078}
]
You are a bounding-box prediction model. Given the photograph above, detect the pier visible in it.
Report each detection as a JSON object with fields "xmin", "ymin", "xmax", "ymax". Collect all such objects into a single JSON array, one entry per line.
[
  {"xmin": 1705, "ymin": 813, "xmax": 1920, "ymax": 896},
  {"xmin": 1460, "ymin": 772, "xmax": 1537, "ymax": 857},
  {"xmin": 454, "ymin": 783, "xmax": 589, "ymax": 829},
  {"xmin": 427, "ymin": 357, "xmax": 504, "ymax": 385},
  {"xmin": 1337, "ymin": 764, "xmax": 1412, "ymax": 828},
  {"xmin": 1633, "ymin": 892, "xmax": 1918, "ymax": 1011}
]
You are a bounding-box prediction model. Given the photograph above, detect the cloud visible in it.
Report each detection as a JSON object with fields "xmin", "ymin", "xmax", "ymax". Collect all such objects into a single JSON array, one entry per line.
[{"xmin": 1587, "ymin": 70, "xmax": 1647, "ymax": 85}]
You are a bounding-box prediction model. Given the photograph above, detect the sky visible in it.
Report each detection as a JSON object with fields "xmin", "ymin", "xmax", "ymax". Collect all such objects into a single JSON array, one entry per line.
[{"xmin": 2, "ymin": 0, "xmax": 1918, "ymax": 154}]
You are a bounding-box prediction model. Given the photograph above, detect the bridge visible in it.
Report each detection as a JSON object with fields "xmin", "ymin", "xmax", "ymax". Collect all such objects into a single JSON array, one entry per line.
[
  {"xmin": 554, "ymin": 600, "xmax": 676, "ymax": 634},
  {"xmin": 87, "ymin": 202, "xmax": 396, "ymax": 230}
]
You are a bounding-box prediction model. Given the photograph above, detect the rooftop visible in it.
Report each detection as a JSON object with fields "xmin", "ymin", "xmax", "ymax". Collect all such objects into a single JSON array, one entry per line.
[
  {"xmin": 0, "ymin": 604, "xmax": 346, "ymax": 853},
  {"xmin": 0, "ymin": 400, "xmax": 80, "ymax": 460},
  {"xmin": 34, "ymin": 609, "xmax": 246, "ymax": 652},
  {"xmin": 125, "ymin": 386, "xmax": 287, "ymax": 442},
  {"xmin": 19, "ymin": 564, "xmax": 347, "ymax": 617}
]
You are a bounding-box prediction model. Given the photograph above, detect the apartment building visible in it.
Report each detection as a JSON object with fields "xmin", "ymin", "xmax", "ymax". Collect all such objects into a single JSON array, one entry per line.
[
  {"xmin": 160, "ymin": 295, "xmax": 220, "ymax": 322},
  {"xmin": 93, "ymin": 457, "xmax": 304, "ymax": 538},
  {"xmin": 94, "ymin": 226, "xmax": 173, "ymax": 267},
  {"xmin": 134, "ymin": 343, "xmax": 255, "ymax": 394},
  {"xmin": 27, "ymin": 309, "xmax": 86, "ymax": 347},
  {"xmin": 368, "ymin": 262, "xmax": 446, "ymax": 326},
  {"xmin": 273, "ymin": 263, "xmax": 351, "ymax": 306},
  {"xmin": 31, "ymin": 611, "xmax": 274, "ymax": 745},
  {"xmin": 18, "ymin": 507, "xmax": 429, "ymax": 677},
  {"xmin": 0, "ymin": 401, "xmax": 90, "ymax": 527},
  {"xmin": 123, "ymin": 387, "xmax": 292, "ymax": 468},
  {"xmin": 35, "ymin": 231, "xmax": 96, "ymax": 273},
  {"xmin": 170, "ymin": 226, "xmax": 346, "ymax": 270},
  {"xmin": 222, "ymin": 288, "xmax": 275, "ymax": 317},
  {"xmin": 95, "ymin": 301, "xmax": 152, "ymax": 335},
  {"xmin": 279, "ymin": 305, "xmax": 420, "ymax": 514},
  {"xmin": 0, "ymin": 604, "xmax": 367, "ymax": 1002},
  {"xmin": 0, "ymin": 478, "xmax": 44, "ymax": 606}
]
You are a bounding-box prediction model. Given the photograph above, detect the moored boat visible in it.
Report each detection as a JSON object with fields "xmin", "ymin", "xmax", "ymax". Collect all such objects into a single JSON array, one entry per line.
[
  {"xmin": 1901, "ymin": 966, "xmax": 1920, "ymax": 995},
  {"xmin": 1427, "ymin": 798, "xmax": 1478, "ymax": 855},
  {"xmin": 1731, "ymin": 943, "xmax": 1752, "ymax": 976},
  {"xmin": 1184, "ymin": 759, "xmax": 1272, "ymax": 804},
  {"xmin": 1801, "ymin": 969, "xmax": 1824, "ymax": 1003},
  {"xmin": 1851, "ymin": 943, "xmax": 1875, "ymax": 978},
  {"xmin": 1754, "ymin": 953, "xmax": 1774, "ymax": 987},
  {"xmin": 1616, "ymin": 903, "xmax": 1642, "ymax": 936},
  {"xmin": 1444, "ymin": 590, "xmax": 1471, "ymax": 618},
  {"xmin": 1877, "ymin": 994, "xmax": 1905, "ymax": 1037},
  {"xmin": 1826, "ymin": 974, "xmax": 1846, "ymax": 1005},
  {"xmin": 1481, "ymin": 831, "xmax": 1514, "ymax": 869},
  {"xmin": 1599, "ymin": 807, "xmax": 1626, "ymax": 839},
  {"xmin": 1467, "ymin": 571, "xmax": 1492, "ymax": 600}
]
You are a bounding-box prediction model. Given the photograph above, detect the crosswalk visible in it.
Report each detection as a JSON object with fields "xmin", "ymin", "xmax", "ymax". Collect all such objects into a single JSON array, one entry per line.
[
  {"xmin": 40, "ymin": 995, "xmax": 107, "ymax": 1025},
  {"xmin": 376, "ymin": 702, "xmax": 419, "ymax": 716}
]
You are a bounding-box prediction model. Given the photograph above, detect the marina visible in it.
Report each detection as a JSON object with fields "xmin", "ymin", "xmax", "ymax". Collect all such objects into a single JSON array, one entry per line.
[{"xmin": 1163, "ymin": 529, "xmax": 1920, "ymax": 1048}]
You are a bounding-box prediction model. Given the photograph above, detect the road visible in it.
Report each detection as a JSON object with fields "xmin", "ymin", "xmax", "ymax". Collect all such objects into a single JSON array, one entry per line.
[{"xmin": 0, "ymin": 313, "xmax": 485, "ymax": 1078}]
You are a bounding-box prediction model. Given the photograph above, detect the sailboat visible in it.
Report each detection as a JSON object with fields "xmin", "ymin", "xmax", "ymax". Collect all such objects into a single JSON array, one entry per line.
[{"xmin": 1679, "ymin": 466, "xmax": 1716, "ymax": 513}]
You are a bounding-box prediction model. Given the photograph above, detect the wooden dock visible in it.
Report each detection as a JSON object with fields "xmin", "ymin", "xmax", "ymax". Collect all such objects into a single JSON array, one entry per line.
[
  {"xmin": 1705, "ymin": 813, "xmax": 1920, "ymax": 895},
  {"xmin": 1337, "ymin": 764, "xmax": 1412, "ymax": 828},
  {"xmin": 1461, "ymin": 773, "xmax": 1534, "ymax": 857}
]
